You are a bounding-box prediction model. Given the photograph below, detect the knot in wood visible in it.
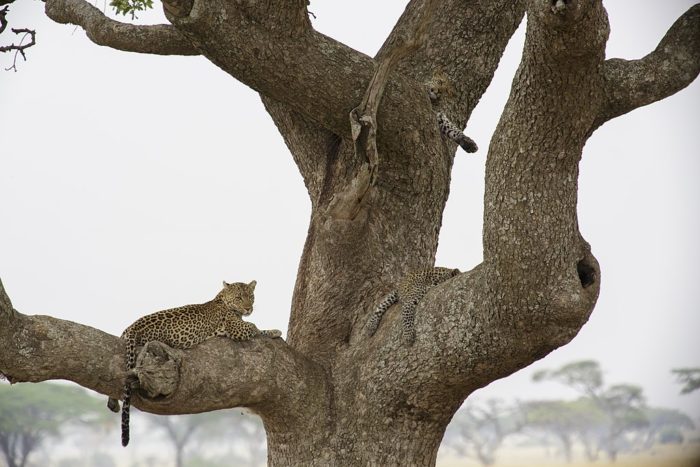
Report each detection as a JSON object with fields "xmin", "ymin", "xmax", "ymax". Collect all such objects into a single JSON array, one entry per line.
[{"xmin": 133, "ymin": 341, "xmax": 182, "ymax": 400}]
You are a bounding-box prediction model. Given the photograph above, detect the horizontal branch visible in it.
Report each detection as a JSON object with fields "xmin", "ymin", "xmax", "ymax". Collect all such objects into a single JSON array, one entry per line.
[
  {"xmin": 0, "ymin": 279, "xmax": 327, "ymax": 432},
  {"xmin": 44, "ymin": 0, "xmax": 200, "ymax": 55},
  {"xmin": 598, "ymin": 4, "xmax": 700, "ymax": 125}
]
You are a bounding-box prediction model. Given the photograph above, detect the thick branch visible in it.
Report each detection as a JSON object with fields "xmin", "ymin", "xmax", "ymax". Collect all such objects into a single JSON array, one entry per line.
[
  {"xmin": 44, "ymin": 0, "xmax": 199, "ymax": 55},
  {"xmin": 0, "ymin": 283, "xmax": 327, "ymax": 433},
  {"xmin": 598, "ymin": 4, "xmax": 700, "ymax": 126}
]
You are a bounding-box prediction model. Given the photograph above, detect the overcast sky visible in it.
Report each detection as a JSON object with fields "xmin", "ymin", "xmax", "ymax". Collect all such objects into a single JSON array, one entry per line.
[{"xmin": 1, "ymin": 1, "xmax": 699, "ymax": 418}]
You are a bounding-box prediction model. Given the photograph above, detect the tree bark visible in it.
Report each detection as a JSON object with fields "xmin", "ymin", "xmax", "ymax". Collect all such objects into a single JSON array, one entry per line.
[{"xmin": 2, "ymin": 1, "xmax": 699, "ymax": 466}]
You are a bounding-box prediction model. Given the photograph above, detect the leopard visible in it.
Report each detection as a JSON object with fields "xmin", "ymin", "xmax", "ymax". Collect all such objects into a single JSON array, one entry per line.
[
  {"xmin": 365, "ymin": 267, "xmax": 461, "ymax": 344},
  {"xmin": 427, "ymin": 70, "xmax": 478, "ymax": 153},
  {"xmin": 107, "ymin": 280, "xmax": 281, "ymax": 447}
]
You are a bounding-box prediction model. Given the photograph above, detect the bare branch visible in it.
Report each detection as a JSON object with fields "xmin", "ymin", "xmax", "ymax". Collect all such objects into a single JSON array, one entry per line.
[
  {"xmin": 598, "ymin": 4, "xmax": 700, "ymax": 126},
  {"xmin": 1, "ymin": 28, "xmax": 36, "ymax": 71},
  {"xmin": 44, "ymin": 0, "xmax": 199, "ymax": 55}
]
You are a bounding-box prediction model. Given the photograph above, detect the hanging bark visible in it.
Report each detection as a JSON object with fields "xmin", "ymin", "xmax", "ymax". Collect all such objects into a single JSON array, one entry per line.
[{"xmin": 2, "ymin": 1, "xmax": 699, "ymax": 465}]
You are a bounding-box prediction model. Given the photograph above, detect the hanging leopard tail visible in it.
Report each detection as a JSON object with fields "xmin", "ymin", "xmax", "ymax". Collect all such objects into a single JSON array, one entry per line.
[
  {"xmin": 366, "ymin": 290, "xmax": 399, "ymax": 337},
  {"xmin": 121, "ymin": 383, "xmax": 131, "ymax": 446},
  {"xmin": 120, "ymin": 334, "xmax": 136, "ymax": 447}
]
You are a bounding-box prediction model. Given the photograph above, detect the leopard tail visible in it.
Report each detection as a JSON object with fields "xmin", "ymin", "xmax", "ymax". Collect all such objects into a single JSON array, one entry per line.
[
  {"xmin": 121, "ymin": 384, "xmax": 131, "ymax": 446},
  {"xmin": 121, "ymin": 333, "xmax": 136, "ymax": 447}
]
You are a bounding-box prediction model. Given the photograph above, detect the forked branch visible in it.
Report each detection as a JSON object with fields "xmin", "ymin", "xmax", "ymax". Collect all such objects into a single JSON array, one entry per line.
[{"xmin": 44, "ymin": 0, "xmax": 199, "ymax": 55}]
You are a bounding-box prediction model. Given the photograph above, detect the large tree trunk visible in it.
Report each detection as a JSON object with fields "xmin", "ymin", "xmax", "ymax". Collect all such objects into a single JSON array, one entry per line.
[{"xmin": 2, "ymin": 1, "xmax": 699, "ymax": 465}]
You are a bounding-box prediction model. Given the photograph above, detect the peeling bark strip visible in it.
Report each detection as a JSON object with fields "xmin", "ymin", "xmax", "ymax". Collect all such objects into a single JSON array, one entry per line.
[
  {"xmin": 350, "ymin": 0, "xmax": 437, "ymax": 178},
  {"xmin": 2, "ymin": 1, "xmax": 699, "ymax": 465},
  {"xmin": 338, "ymin": 0, "xmax": 438, "ymax": 221}
]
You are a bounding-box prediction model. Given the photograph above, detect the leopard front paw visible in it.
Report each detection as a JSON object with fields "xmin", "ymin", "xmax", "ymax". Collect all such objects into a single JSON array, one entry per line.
[{"xmin": 264, "ymin": 329, "xmax": 283, "ymax": 338}]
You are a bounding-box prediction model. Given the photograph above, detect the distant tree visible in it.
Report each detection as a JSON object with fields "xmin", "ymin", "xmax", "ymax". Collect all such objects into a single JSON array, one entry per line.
[
  {"xmin": 145, "ymin": 411, "xmax": 227, "ymax": 467},
  {"xmin": 519, "ymin": 398, "xmax": 605, "ymax": 463},
  {"xmin": 144, "ymin": 409, "xmax": 266, "ymax": 467},
  {"xmin": 533, "ymin": 361, "xmax": 649, "ymax": 462},
  {"xmin": 672, "ymin": 368, "xmax": 700, "ymax": 394},
  {"xmin": 633, "ymin": 407, "xmax": 695, "ymax": 450},
  {"xmin": 227, "ymin": 412, "xmax": 266, "ymax": 467},
  {"xmin": 596, "ymin": 384, "xmax": 648, "ymax": 461},
  {"xmin": 0, "ymin": 382, "xmax": 104, "ymax": 467},
  {"xmin": 441, "ymin": 399, "xmax": 520, "ymax": 466},
  {"xmin": 532, "ymin": 360, "xmax": 603, "ymax": 398}
]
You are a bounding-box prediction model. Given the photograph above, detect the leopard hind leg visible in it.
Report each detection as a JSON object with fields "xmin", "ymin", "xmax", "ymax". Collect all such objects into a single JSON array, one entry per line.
[
  {"xmin": 366, "ymin": 290, "xmax": 399, "ymax": 337},
  {"xmin": 401, "ymin": 298, "xmax": 420, "ymax": 345}
]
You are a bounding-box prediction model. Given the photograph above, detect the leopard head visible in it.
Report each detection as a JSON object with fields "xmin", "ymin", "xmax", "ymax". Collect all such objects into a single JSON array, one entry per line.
[{"xmin": 218, "ymin": 280, "xmax": 256, "ymax": 316}]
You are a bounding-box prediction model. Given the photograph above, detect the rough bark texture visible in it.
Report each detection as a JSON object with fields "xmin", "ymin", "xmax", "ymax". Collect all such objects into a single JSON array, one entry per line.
[{"xmin": 2, "ymin": 1, "xmax": 699, "ymax": 466}]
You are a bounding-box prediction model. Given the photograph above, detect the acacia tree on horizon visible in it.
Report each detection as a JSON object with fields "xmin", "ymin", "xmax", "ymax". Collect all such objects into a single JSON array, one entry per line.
[{"xmin": 1, "ymin": 1, "xmax": 699, "ymax": 465}]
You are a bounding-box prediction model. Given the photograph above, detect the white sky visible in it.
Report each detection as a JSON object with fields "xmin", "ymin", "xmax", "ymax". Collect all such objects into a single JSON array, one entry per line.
[{"xmin": 1, "ymin": 0, "xmax": 699, "ymax": 419}]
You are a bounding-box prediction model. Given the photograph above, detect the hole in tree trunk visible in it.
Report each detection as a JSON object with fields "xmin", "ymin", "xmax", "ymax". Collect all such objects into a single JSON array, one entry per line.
[{"xmin": 577, "ymin": 258, "xmax": 596, "ymax": 289}]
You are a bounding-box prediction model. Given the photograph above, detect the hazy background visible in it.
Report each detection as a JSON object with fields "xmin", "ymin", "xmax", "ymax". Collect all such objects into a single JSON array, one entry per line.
[{"xmin": 1, "ymin": 0, "xmax": 698, "ymax": 421}]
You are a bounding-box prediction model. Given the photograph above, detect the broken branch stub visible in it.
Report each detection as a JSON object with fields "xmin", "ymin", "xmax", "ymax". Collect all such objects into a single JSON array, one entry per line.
[{"xmin": 133, "ymin": 341, "xmax": 182, "ymax": 400}]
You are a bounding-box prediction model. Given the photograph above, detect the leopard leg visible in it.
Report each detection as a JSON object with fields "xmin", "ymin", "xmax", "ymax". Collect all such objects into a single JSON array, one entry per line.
[
  {"xmin": 366, "ymin": 291, "xmax": 399, "ymax": 337},
  {"xmin": 401, "ymin": 299, "xmax": 419, "ymax": 345},
  {"xmin": 222, "ymin": 319, "xmax": 272, "ymax": 341},
  {"xmin": 437, "ymin": 112, "xmax": 478, "ymax": 153},
  {"xmin": 260, "ymin": 329, "xmax": 282, "ymax": 338}
]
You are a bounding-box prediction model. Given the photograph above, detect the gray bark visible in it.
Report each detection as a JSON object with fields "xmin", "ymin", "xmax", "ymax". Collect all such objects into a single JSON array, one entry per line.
[{"xmin": 2, "ymin": 1, "xmax": 699, "ymax": 465}]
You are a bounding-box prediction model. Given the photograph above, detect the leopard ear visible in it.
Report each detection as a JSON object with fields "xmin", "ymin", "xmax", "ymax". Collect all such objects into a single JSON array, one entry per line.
[
  {"xmin": 223, "ymin": 280, "xmax": 230, "ymax": 287},
  {"xmin": 248, "ymin": 280, "xmax": 257, "ymax": 290}
]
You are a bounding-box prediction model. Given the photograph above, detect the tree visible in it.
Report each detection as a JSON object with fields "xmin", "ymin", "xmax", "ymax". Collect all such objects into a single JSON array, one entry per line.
[
  {"xmin": 441, "ymin": 399, "xmax": 520, "ymax": 466},
  {"xmin": 633, "ymin": 407, "xmax": 695, "ymax": 450},
  {"xmin": 1, "ymin": 1, "xmax": 699, "ymax": 465},
  {"xmin": 0, "ymin": 382, "xmax": 105, "ymax": 467},
  {"xmin": 672, "ymin": 368, "xmax": 700, "ymax": 394},
  {"xmin": 519, "ymin": 398, "xmax": 605, "ymax": 463},
  {"xmin": 533, "ymin": 361, "xmax": 650, "ymax": 462},
  {"xmin": 141, "ymin": 409, "xmax": 265, "ymax": 467},
  {"xmin": 144, "ymin": 412, "xmax": 222, "ymax": 467}
]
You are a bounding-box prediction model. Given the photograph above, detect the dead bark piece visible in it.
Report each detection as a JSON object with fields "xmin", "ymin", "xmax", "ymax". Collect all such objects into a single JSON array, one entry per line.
[
  {"xmin": 326, "ymin": 163, "xmax": 372, "ymax": 220},
  {"xmin": 348, "ymin": 0, "xmax": 438, "ymax": 190}
]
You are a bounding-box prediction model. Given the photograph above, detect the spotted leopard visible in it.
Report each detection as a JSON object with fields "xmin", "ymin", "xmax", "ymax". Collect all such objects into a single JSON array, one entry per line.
[
  {"xmin": 427, "ymin": 71, "xmax": 478, "ymax": 153},
  {"xmin": 366, "ymin": 267, "xmax": 460, "ymax": 344},
  {"xmin": 107, "ymin": 280, "xmax": 281, "ymax": 447}
]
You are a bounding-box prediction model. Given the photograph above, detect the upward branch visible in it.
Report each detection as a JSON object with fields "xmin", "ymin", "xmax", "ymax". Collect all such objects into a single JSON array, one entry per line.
[{"xmin": 597, "ymin": 4, "xmax": 700, "ymax": 126}]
